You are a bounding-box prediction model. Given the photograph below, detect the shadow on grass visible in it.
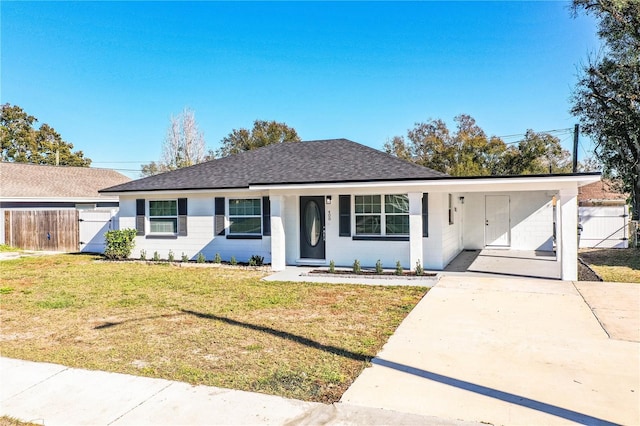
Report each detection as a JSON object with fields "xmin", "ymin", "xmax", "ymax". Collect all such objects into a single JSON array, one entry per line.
[
  {"xmin": 580, "ymin": 248, "xmax": 640, "ymax": 271},
  {"xmin": 374, "ymin": 358, "xmax": 618, "ymax": 426},
  {"xmin": 94, "ymin": 313, "xmax": 185, "ymax": 329},
  {"xmin": 180, "ymin": 309, "xmax": 370, "ymax": 362}
]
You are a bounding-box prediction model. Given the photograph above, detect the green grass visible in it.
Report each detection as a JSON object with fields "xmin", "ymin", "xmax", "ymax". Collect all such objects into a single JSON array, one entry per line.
[
  {"xmin": 0, "ymin": 254, "xmax": 427, "ymax": 403},
  {"xmin": 579, "ymin": 248, "xmax": 640, "ymax": 283},
  {"xmin": 0, "ymin": 244, "xmax": 18, "ymax": 252}
]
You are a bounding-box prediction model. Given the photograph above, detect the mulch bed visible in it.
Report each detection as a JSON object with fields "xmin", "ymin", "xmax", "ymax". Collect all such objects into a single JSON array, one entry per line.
[
  {"xmin": 578, "ymin": 258, "xmax": 603, "ymax": 281},
  {"xmin": 307, "ymin": 269, "xmax": 437, "ymax": 280}
]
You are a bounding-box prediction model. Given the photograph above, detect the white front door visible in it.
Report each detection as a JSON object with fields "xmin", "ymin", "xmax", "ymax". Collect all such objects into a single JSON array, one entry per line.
[{"xmin": 485, "ymin": 195, "xmax": 510, "ymax": 247}]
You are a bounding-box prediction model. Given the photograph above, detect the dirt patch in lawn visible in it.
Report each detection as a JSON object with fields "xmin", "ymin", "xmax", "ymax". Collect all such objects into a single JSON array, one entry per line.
[{"xmin": 0, "ymin": 254, "xmax": 427, "ymax": 403}]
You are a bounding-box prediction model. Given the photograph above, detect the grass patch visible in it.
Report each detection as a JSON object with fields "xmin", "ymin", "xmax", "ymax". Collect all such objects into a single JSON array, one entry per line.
[
  {"xmin": 0, "ymin": 254, "xmax": 427, "ymax": 403},
  {"xmin": 0, "ymin": 416, "xmax": 40, "ymax": 426},
  {"xmin": 579, "ymin": 248, "xmax": 640, "ymax": 283},
  {"xmin": 0, "ymin": 244, "xmax": 18, "ymax": 252}
]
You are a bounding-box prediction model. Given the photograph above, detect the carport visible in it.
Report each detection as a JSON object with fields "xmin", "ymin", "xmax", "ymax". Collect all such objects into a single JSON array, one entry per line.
[
  {"xmin": 425, "ymin": 173, "xmax": 600, "ymax": 280},
  {"xmin": 445, "ymin": 249, "xmax": 560, "ymax": 279}
]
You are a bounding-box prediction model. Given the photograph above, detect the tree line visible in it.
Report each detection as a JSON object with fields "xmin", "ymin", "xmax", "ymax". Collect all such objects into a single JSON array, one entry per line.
[
  {"xmin": 1, "ymin": 103, "xmax": 91, "ymax": 166},
  {"xmin": 383, "ymin": 114, "xmax": 587, "ymax": 176}
]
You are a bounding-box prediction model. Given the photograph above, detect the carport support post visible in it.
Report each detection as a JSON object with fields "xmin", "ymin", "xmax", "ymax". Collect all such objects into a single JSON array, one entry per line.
[
  {"xmin": 558, "ymin": 188, "xmax": 579, "ymax": 281},
  {"xmin": 408, "ymin": 192, "xmax": 423, "ymax": 271},
  {"xmin": 270, "ymin": 195, "xmax": 286, "ymax": 271}
]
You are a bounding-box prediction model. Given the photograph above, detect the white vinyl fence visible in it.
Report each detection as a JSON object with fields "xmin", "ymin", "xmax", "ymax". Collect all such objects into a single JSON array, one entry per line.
[
  {"xmin": 579, "ymin": 205, "xmax": 629, "ymax": 249},
  {"xmin": 79, "ymin": 209, "xmax": 118, "ymax": 253}
]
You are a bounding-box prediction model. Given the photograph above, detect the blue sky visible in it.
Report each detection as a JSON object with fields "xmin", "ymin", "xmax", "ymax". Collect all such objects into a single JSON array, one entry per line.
[{"xmin": 2, "ymin": 1, "xmax": 599, "ymax": 178}]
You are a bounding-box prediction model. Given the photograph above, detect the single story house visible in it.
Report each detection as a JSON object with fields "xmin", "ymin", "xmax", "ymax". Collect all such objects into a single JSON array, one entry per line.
[
  {"xmin": 578, "ymin": 179, "xmax": 629, "ymax": 248},
  {"xmin": 100, "ymin": 139, "xmax": 600, "ymax": 280},
  {"xmin": 1, "ymin": 162, "xmax": 130, "ymax": 252}
]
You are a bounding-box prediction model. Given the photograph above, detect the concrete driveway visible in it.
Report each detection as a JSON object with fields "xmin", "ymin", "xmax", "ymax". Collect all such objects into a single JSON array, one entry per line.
[{"xmin": 341, "ymin": 276, "xmax": 640, "ymax": 425}]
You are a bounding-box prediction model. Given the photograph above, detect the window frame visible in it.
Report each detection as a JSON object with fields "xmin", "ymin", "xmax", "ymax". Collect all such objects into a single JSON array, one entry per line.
[
  {"xmin": 148, "ymin": 199, "xmax": 178, "ymax": 235},
  {"xmin": 448, "ymin": 193, "xmax": 454, "ymax": 225},
  {"xmin": 354, "ymin": 194, "xmax": 409, "ymax": 237},
  {"xmin": 228, "ymin": 198, "xmax": 263, "ymax": 236}
]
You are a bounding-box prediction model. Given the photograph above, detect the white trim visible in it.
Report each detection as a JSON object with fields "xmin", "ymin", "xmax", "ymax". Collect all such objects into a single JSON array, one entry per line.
[
  {"xmin": 99, "ymin": 174, "xmax": 601, "ymax": 197},
  {"xmin": 148, "ymin": 199, "xmax": 178, "ymax": 235},
  {"xmin": 251, "ymin": 174, "xmax": 601, "ymax": 191},
  {"xmin": 228, "ymin": 198, "xmax": 263, "ymax": 236}
]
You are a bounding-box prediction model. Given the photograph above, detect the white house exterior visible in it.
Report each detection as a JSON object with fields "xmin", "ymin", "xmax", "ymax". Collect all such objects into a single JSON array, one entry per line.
[{"xmin": 101, "ymin": 139, "xmax": 600, "ymax": 280}]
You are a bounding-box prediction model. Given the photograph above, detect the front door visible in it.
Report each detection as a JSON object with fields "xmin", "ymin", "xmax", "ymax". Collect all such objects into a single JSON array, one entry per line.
[
  {"xmin": 485, "ymin": 195, "xmax": 510, "ymax": 247},
  {"xmin": 300, "ymin": 196, "xmax": 325, "ymax": 259}
]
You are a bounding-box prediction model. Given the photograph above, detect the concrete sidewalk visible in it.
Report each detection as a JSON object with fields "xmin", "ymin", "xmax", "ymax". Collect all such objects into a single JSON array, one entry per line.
[
  {"xmin": 0, "ymin": 357, "xmax": 478, "ymax": 426},
  {"xmin": 341, "ymin": 276, "xmax": 640, "ymax": 425}
]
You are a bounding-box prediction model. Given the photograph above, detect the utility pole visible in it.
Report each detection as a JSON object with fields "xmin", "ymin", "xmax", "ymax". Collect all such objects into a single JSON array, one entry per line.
[{"xmin": 572, "ymin": 124, "xmax": 579, "ymax": 173}]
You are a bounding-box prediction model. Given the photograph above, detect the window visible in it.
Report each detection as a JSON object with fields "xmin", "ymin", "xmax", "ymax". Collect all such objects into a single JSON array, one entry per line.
[
  {"xmin": 448, "ymin": 193, "xmax": 454, "ymax": 225},
  {"xmin": 229, "ymin": 199, "xmax": 262, "ymax": 234},
  {"xmin": 355, "ymin": 194, "xmax": 409, "ymax": 236},
  {"xmin": 149, "ymin": 200, "xmax": 177, "ymax": 233}
]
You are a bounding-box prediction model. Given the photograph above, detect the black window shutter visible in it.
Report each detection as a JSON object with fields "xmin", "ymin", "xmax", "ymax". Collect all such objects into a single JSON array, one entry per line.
[
  {"xmin": 422, "ymin": 193, "xmax": 429, "ymax": 237},
  {"xmin": 339, "ymin": 195, "xmax": 351, "ymax": 237},
  {"xmin": 215, "ymin": 197, "xmax": 225, "ymax": 236},
  {"xmin": 178, "ymin": 198, "xmax": 188, "ymax": 236},
  {"xmin": 135, "ymin": 199, "xmax": 145, "ymax": 236},
  {"xmin": 262, "ymin": 196, "xmax": 271, "ymax": 236}
]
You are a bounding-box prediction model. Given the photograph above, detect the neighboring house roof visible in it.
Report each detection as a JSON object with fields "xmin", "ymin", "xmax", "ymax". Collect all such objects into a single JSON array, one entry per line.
[
  {"xmin": 0, "ymin": 162, "xmax": 130, "ymax": 200},
  {"xmin": 578, "ymin": 179, "xmax": 627, "ymax": 205},
  {"xmin": 101, "ymin": 139, "xmax": 448, "ymax": 193}
]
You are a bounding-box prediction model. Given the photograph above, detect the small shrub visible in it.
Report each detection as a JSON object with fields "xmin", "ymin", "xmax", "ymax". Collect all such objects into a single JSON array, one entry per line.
[
  {"xmin": 153, "ymin": 251, "xmax": 160, "ymax": 262},
  {"xmin": 230, "ymin": 256, "xmax": 237, "ymax": 266},
  {"xmin": 375, "ymin": 259, "xmax": 383, "ymax": 274},
  {"xmin": 181, "ymin": 252, "xmax": 189, "ymax": 262},
  {"xmin": 329, "ymin": 260, "xmax": 335, "ymax": 273},
  {"xmin": 213, "ymin": 253, "xmax": 222, "ymax": 264},
  {"xmin": 103, "ymin": 229, "xmax": 137, "ymax": 260},
  {"xmin": 395, "ymin": 261, "xmax": 403, "ymax": 276},
  {"xmin": 249, "ymin": 255, "xmax": 264, "ymax": 266},
  {"xmin": 196, "ymin": 252, "xmax": 206, "ymax": 263},
  {"xmin": 415, "ymin": 260, "xmax": 423, "ymax": 276},
  {"xmin": 168, "ymin": 250, "xmax": 175, "ymax": 262},
  {"xmin": 139, "ymin": 249, "xmax": 147, "ymax": 261},
  {"xmin": 353, "ymin": 259, "xmax": 361, "ymax": 274}
]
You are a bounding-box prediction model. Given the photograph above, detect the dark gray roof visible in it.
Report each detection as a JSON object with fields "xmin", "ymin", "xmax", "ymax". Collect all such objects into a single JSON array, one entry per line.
[{"xmin": 100, "ymin": 139, "xmax": 447, "ymax": 193}]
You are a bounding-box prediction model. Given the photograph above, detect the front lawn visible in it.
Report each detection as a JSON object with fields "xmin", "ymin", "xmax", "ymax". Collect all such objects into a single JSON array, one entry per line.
[
  {"xmin": 0, "ymin": 255, "xmax": 427, "ymax": 403},
  {"xmin": 579, "ymin": 248, "xmax": 640, "ymax": 283}
]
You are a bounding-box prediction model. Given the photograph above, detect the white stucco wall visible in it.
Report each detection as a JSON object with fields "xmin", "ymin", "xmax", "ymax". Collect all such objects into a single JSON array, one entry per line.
[{"xmin": 461, "ymin": 191, "xmax": 554, "ymax": 251}]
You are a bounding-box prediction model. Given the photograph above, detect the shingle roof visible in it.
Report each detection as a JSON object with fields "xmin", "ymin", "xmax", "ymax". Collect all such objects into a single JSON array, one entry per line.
[
  {"xmin": 0, "ymin": 162, "xmax": 130, "ymax": 199},
  {"xmin": 578, "ymin": 179, "xmax": 627, "ymax": 202},
  {"xmin": 101, "ymin": 139, "xmax": 447, "ymax": 193}
]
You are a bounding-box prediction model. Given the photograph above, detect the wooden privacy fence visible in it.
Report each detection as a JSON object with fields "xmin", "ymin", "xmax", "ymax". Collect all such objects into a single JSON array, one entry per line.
[{"xmin": 4, "ymin": 210, "xmax": 79, "ymax": 252}]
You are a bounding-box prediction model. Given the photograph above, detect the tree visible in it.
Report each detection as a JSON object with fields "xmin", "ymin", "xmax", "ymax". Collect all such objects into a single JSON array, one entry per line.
[
  {"xmin": 141, "ymin": 108, "xmax": 207, "ymax": 177},
  {"xmin": 501, "ymin": 130, "xmax": 572, "ymax": 175},
  {"xmin": 571, "ymin": 0, "xmax": 640, "ymax": 219},
  {"xmin": 385, "ymin": 115, "xmax": 572, "ymax": 176},
  {"xmin": 216, "ymin": 119, "xmax": 300, "ymax": 157},
  {"xmin": 0, "ymin": 103, "xmax": 91, "ymax": 166}
]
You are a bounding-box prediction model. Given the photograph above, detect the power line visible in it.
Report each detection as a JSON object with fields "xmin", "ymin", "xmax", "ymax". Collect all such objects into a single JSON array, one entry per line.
[
  {"xmin": 496, "ymin": 128, "xmax": 573, "ymax": 141},
  {"xmin": 91, "ymin": 161, "xmax": 153, "ymax": 164}
]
